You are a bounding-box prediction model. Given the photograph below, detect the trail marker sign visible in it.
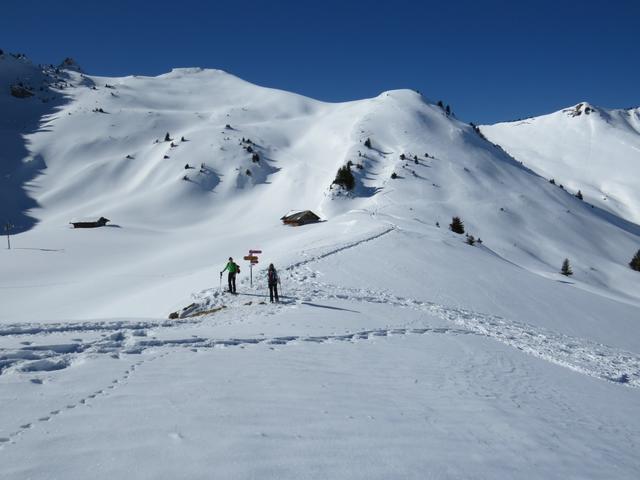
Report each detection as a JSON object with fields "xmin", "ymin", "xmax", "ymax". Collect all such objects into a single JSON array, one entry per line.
[{"xmin": 245, "ymin": 249, "xmax": 262, "ymax": 287}]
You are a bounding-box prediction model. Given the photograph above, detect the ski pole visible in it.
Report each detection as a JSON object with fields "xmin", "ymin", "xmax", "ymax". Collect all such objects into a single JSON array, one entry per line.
[{"xmin": 219, "ymin": 272, "xmax": 223, "ymax": 293}]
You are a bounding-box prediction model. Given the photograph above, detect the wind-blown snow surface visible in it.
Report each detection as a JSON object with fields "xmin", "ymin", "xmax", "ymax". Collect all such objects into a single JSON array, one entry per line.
[
  {"xmin": 1, "ymin": 54, "xmax": 640, "ymax": 478},
  {"xmin": 481, "ymin": 102, "xmax": 640, "ymax": 224}
]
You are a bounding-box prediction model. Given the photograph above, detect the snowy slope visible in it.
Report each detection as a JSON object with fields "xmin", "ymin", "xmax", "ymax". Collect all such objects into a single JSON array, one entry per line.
[
  {"xmin": 481, "ymin": 102, "xmax": 640, "ymax": 223},
  {"xmin": 1, "ymin": 52, "xmax": 640, "ymax": 478}
]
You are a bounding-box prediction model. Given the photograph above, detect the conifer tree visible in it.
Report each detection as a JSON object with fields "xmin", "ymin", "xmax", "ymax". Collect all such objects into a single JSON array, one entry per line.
[
  {"xmin": 364, "ymin": 137, "xmax": 372, "ymax": 149},
  {"xmin": 630, "ymin": 249, "xmax": 640, "ymax": 272},
  {"xmin": 449, "ymin": 216, "xmax": 465, "ymax": 234},
  {"xmin": 561, "ymin": 258, "xmax": 573, "ymax": 276},
  {"xmin": 576, "ymin": 190, "xmax": 583, "ymax": 200},
  {"xmin": 333, "ymin": 165, "xmax": 355, "ymax": 190}
]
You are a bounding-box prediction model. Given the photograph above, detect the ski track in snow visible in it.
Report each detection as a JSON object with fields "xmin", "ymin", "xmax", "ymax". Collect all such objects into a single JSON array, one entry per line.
[
  {"xmin": 278, "ymin": 229, "xmax": 640, "ymax": 387},
  {"xmin": 1, "ymin": 227, "xmax": 640, "ymax": 449},
  {"xmin": 285, "ymin": 273, "xmax": 640, "ymax": 388}
]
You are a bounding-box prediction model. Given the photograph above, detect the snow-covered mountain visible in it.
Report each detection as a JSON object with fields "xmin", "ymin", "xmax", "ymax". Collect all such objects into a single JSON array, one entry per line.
[
  {"xmin": 1, "ymin": 52, "xmax": 639, "ymax": 319},
  {"xmin": 481, "ymin": 102, "xmax": 640, "ymax": 224},
  {"xmin": 1, "ymin": 52, "xmax": 640, "ymax": 478}
]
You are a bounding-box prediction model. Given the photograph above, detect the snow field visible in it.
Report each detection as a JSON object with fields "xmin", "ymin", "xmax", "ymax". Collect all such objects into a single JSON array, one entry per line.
[{"xmin": 1, "ymin": 54, "xmax": 640, "ymax": 478}]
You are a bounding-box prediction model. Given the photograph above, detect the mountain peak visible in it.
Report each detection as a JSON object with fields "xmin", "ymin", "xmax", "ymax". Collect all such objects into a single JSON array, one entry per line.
[
  {"xmin": 563, "ymin": 102, "xmax": 597, "ymax": 117},
  {"xmin": 58, "ymin": 57, "xmax": 83, "ymax": 72}
]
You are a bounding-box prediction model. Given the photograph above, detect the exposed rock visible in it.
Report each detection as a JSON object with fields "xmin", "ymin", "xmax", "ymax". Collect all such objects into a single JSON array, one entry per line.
[{"xmin": 10, "ymin": 84, "xmax": 34, "ymax": 98}]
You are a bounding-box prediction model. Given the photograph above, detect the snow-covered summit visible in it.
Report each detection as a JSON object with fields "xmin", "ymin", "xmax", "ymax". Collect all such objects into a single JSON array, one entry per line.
[{"xmin": 481, "ymin": 102, "xmax": 640, "ymax": 223}]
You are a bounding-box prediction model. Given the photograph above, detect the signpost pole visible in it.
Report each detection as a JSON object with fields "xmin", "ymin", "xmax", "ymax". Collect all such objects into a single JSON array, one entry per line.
[
  {"xmin": 4, "ymin": 223, "xmax": 12, "ymax": 250},
  {"xmin": 245, "ymin": 250, "xmax": 262, "ymax": 289}
]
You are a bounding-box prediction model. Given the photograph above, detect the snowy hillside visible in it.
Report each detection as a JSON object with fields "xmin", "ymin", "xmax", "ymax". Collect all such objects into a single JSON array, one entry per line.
[
  {"xmin": 481, "ymin": 102, "xmax": 640, "ymax": 224},
  {"xmin": 1, "ymin": 52, "xmax": 640, "ymax": 478}
]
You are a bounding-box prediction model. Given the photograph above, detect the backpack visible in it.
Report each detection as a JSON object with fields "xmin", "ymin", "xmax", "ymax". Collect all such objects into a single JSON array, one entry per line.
[{"xmin": 268, "ymin": 268, "xmax": 277, "ymax": 284}]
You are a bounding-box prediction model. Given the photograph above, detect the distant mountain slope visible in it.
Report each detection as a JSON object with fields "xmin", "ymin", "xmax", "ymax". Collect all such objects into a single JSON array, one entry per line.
[{"xmin": 481, "ymin": 102, "xmax": 640, "ymax": 224}]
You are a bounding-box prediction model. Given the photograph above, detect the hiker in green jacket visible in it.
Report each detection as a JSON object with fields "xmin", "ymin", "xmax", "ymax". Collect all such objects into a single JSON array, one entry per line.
[{"xmin": 220, "ymin": 257, "xmax": 239, "ymax": 294}]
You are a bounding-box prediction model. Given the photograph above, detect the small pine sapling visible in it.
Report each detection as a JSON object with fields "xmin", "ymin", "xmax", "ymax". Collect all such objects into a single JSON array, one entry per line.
[
  {"xmin": 364, "ymin": 138, "xmax": 372, "ymax": 149},
  {"xmin": 576, "ymin": 190, "xmax": 583, "ymax": 200}
]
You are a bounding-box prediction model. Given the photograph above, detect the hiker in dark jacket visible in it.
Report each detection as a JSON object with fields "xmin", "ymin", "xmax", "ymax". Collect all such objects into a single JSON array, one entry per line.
[
  {"xmin": 267, "ymin": 263, "xmax": 279, "ymax": 303},
  {"xmin": 220, "ymin": 257, "xmax": 239, "ymax": 294}
]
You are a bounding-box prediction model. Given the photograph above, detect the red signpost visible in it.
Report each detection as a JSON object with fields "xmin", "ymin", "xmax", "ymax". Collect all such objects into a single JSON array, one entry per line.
[{"xmin": 245, "ymin": 250, "xmax": 262, "ymax": 287}]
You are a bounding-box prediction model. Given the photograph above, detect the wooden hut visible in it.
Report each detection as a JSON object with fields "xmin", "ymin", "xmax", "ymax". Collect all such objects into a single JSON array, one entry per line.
[
  {"xmin": 70, "ymin": 217, "xmax": 110, "ymax": 228},
  {"xmin": 280, "ymin": 210, "xmax": 321, "ymax": 226}
]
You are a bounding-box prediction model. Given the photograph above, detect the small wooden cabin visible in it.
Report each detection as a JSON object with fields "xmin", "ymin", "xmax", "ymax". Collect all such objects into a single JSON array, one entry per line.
[
  {"xmin": 70, "ymin": 217, "xmax": 110, "ymax": 229},
  {"xmin": 281, "ymin": 210, "xmax": 320, "ymax": 226}
]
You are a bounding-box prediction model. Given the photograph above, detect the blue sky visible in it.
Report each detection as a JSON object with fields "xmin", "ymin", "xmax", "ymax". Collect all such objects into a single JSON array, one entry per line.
[{"xmin": 2, "ymin": 0, "xmax": 637, "ymax": 123}]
